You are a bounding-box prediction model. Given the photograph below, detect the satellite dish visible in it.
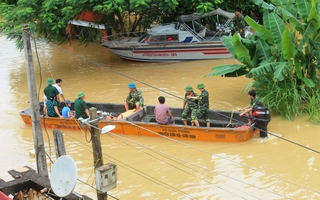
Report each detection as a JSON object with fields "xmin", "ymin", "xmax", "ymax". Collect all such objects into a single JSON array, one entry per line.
[
  {"xmin": 101, "ymin": 125, "xmax": 116, "ymax": 134},
  {"xmin": 50, "ymin": 155, "xmax": 77, "ymax": 197}
]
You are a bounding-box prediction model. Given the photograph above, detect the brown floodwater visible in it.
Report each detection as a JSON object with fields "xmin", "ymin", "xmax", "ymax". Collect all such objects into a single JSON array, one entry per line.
[{"xmin": 1, "ymin": 36, "xmax": 320, "ymax": 199}]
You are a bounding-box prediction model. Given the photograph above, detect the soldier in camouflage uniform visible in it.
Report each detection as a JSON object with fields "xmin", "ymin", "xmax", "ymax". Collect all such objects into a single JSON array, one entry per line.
[
  {"xmin": 239, "ymin": 90, "xmax": 263, "ymax": 125},
  {"xmin": 231, "ymin": 7, "xmax": 246, "ymax": 37},
  {"xmin": 124, "ymin": 82, "xmax": 144, "ymax": 111},
  {"xmin": 188, "ymin": 83, "xmax": 210, "ymax": 127},
  {"xmin": 182, "ymin": 85, "xmax": 198, "ymax": 126}
]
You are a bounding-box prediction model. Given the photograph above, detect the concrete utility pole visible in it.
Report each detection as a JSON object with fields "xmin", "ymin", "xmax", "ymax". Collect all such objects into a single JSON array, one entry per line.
[
  {"xmin": 89, "ymin": 107, "xmax": 108, "ymax": 200},
  {"xmin": 23, "ymin": 25, "xmax": 48, "ymax": 178}
]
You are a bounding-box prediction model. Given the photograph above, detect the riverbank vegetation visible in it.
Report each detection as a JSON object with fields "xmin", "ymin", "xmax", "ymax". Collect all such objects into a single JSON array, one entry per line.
[
  {"xmin": 206, "ymin": 0, "xmax": 320, "ymax": 122},
  {"xmin": 3, "ymin": 0, "xmax": 318, "ymax": 121},
  {"xmin": 0, "ymin": 0, "xmax": 262, "ymax": 45}
]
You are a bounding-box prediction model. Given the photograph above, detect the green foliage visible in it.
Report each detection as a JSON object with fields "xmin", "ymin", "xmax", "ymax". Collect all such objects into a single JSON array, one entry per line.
[
  {"xmin": 1, "ymin": 0, "xmax": 200, "ymax": 45},
  {"xmin": 1, "ymin": 0, "xmax": 267, "ymax": 47},
  {"xmin": 206, "ymin": 0, "xmax": 320, "ymax": 120},
  {"xmin": 254, "ymin": 78, "xmax": 320, "ymax": 122},
  {"xmin": 306, "ymin": 95, "xmax": 320, "ymax": 124},
  {"xmin": 0, "ymin": 0, "xmax": 268, "ymax": 49},
  {"xmin": 0, "ymin": 0, "xmax": 69, "ymax": 45},
  {"xmin": 206, "ymin": 64, "xmax": 248, "ymax": 77},
  {"xmin": 257, "ymin": 80, "xmax": 303, "ymax": 120}
]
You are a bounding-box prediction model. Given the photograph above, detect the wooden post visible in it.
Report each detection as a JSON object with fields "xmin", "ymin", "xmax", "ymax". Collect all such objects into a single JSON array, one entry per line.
[
  {"xmin": 89, "ymin": 107, "xmax": 107, "ymax": 200},
  {"xmin": 53, "ymin": 130, "xmax": 66, "ymax": 158},
  {"xmin": 23, "ymin": 25, "xmax": 48, "ymax": 178}
]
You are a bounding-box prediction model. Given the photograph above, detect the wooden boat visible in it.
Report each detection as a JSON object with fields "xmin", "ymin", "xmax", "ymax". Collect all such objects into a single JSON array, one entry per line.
[
  {"xmin": 101, "ymin": 8, "xmax": 239, "ymax": 62},
  {"xmin": 20, "ymin": 102, "xmax": 268, "ymax": 142}
]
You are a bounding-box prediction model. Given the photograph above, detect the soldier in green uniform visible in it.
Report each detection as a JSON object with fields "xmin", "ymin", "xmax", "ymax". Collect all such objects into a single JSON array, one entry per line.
[
  {"xmin": 182, "ymin": 85, "xmax": 198, "ymax": 126},
  {"xmin": 231, "ymin": 7, "xmax": 246, "ymax": 37},
  {"xmin": 43, "ymin": 78, "xmax": 60, "ymax": 115},
  {"xmin": 124, "ymin": 82, "xmax": 144, "ymax": 111},
  {"xmin": 239, "ymin": 90, "xmax": 263, "ymax": 125},
  {"xmin": 188, "ymin": 83, "xmax": 210, "ymax": 127},
  {"xmin": 74, "ymin": 92, "xmax": 90, "ymax": 119}
]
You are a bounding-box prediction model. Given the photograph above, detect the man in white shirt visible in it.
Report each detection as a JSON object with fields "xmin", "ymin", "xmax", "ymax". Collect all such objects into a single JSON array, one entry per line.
[{"xmin": 53, "ymin": 78, "xmax": 66, "ymax": 104}]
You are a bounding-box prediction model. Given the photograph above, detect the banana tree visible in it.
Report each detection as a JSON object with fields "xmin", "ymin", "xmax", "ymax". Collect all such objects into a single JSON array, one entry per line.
[{"xmin": 206, "ymin": 0, "xmax": 320, "ymax": 88}]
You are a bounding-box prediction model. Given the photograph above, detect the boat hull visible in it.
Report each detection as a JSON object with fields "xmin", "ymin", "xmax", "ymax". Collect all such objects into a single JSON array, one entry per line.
[
  {"xmin": 105, "ymin": 43, "xmax": 231, "ymax": 62},
  {"xmin": 98, "ymin": 121, "xmax": 256, "ymax": 142},
  {"xmin": 100, "ymin": 8, "xmax": 246, "ymax": 62},
  {"xmin": 20, "ymin": 102, "xmax": 259, "ymax": 142}
]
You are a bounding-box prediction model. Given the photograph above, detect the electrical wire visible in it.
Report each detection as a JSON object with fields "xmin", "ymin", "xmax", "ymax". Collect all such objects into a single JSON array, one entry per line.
[
  {"xmin": 42, "ymin": 39, "xmax": 320, "ymax": 157},
  {"xmin": 22, "ymin": 32, "xmax": 320, "ymax": 199},
  {"xmin": 67, "ymin": 122, "xmax": 309, "ymax": 199},
  {"xmin": 45, "ymin": 147, "xmax": 119, "ymax": 200},
  {"xmin": 114, "ymin": 120, "xmax": 320, "ymax": 195},
  {"xmin": 102, "ymin": 133, "xmax": 263, "ymax": 199},
  {"xmin": 63, "ymin": 133, "xmax": 199, "ymax": 200}
]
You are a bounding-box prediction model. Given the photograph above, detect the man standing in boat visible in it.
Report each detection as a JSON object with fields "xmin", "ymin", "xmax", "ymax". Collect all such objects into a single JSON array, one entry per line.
[
  {"xmin": 182, "ymin": 85, "xmax": 198, "ymax": 126},
  {"xmin": 187, "ymin": 83, "xmax": 210, "ymax": 127},
  {"xmin": 43, "ymin": 77, "xmax": 60, "ymax": 115},
  {"xmin": 74, "ymin": 92, "xmax": 90, "ymax": 119},
  {"xmin": 231, "ymin": 7, "xmax": 246, "ymax": 37},
  {"xmin": 53, "ymin": 78, "xmax": 66, "ymax": 104},
  {"xmin": 124, "ymin": 82, "xmax": 144, "ymax": 111}
]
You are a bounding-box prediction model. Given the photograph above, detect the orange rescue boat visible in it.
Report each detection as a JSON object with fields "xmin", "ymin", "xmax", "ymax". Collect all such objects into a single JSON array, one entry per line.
[{"xmin": 20, "ymin": 102, "xmax": 270, "ymax": 142}]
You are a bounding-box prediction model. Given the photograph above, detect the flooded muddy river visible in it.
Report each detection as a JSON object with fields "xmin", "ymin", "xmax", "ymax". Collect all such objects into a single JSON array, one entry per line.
[{"xmin": 0, "ymin": 36, "xmax": 319, "ymax": 199}]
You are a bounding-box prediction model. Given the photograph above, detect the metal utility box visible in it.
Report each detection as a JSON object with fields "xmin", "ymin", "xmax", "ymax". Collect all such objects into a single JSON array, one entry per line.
[{"xmin": 95, "ymin": 163, "xmax": 117, "ymax": 193}]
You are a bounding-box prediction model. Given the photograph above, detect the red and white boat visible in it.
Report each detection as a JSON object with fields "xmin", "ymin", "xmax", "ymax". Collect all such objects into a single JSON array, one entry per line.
[{"xmin": 102, "ymin": 8, "xmax": 237, "ymax": 62}]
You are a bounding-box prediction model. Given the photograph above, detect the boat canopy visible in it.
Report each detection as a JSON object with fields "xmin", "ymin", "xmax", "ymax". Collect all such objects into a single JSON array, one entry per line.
[
  {"xmin": 68, "ymin": 19, "xmax": 105, "ymax": 29},
  {"xmin": 178, "ymin": 8, "xmax": 235, "ymax": 22}
]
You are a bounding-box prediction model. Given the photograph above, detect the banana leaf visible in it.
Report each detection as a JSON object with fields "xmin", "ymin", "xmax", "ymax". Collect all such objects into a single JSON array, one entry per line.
[
  {"xmin": 273, "ymin": 62, "xmax": 290, "ymax": 81},
  {"xmin": 250, "ymin": 61, "xmax": 275, "ymax": 74},
  {"xmin": 244, "ymin": 16, "xmax": 274, "ymax": 44},
  {"xmin": 220, "ymin": 36, "xmax": 236, "ymax": 57},
  {"xmin": 296, "ymin": 0, "xmax": 311, "ymax": 20},
  {"xmin": 251, "ymin": 48, "xmax": 259, "ymax": 68},
  {"xmin": 307, "ymin": 2, "xmax": 320, "ymax": 24},
  {"xmin": 205, "ymin": 64, "xmax": 246, "ymax": 77},
  {"xmin": 294, "ymin": 52, "xmax": 305, "ymax": 80},
  {"xmin": 296, "ymin": 22, "xmax": 314, "ymax": 53},
  {"xmin": 241, "ymin": 38, "xmax": 257, "ymax": 61},
  {"xmin": 250, "ymin": 62, "xmax": 290, "ymax": 81},
  {"xmin": 281, "ymin": 27, "xmax": 295, "ymax": 60},
  {"xmin": 254, "ymin": 0, "xmax": 276, "ymax": 10},
  {"xmin": 302, "ymin": 78, "xmax": 315, "ymax": 88},
  {"xmin": 256, "ymin": 37, "xmax": 274, "ymax": 63},
  {"xmin": 267, "ymin": 13, "xmax": 285, "ymax": 51},
  {"xmin": 262, "ymin": 12, "xmax": 271, "ymax": 33},
  {"xmin": 271, "ymin": 0, "xmax": 299, "ymax": 16},
  {"xmin": 270, "ymin": 0, "xmax": 284, "ymax": 6},
  {"xmin": 224, "ymin": 70, "xmax": 249, "ymax": 77},
  {"xmin": 232, "ymin": 34, "xmax": 252, "ymax": 67},
  {"xmin": 276, "ymin": 7, "xmax": 304, "ymax": 27}
]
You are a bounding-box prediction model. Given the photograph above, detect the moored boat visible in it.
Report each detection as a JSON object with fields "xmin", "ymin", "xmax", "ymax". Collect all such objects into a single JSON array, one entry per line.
[
  {"xmin": 101, "ymin": 8, "xmax": 237, "ymax": 62},
  {"xmin": 20, "ymin": 102, "xmax": 270, "ymax": 142}
]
